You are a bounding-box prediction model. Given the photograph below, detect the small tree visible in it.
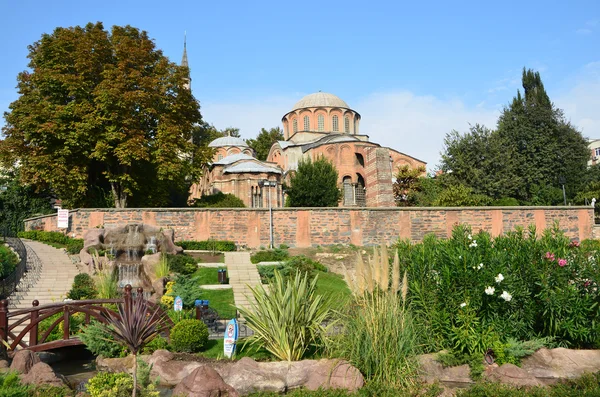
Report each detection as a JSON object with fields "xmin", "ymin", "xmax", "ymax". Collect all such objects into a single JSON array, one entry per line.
[
  {"xmin": 393, "ymin": 165, "xmax": 426, "ymax": 206},
  {"xmin": 286, "ymin": 156, "xmax": 341, "ymax": 207},
  {"xmin": 246, "ymin": 127, "xmax": 284, "ymax": 161}
]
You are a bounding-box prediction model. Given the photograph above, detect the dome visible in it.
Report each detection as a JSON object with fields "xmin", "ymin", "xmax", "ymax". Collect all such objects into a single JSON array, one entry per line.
[
  {"xmin": 292, "ymin": 92, "xmax": 350, "ymax": 111},
  {"xmin": 208, "ymin": 136, "xmax": 249, "ymax": 148}
]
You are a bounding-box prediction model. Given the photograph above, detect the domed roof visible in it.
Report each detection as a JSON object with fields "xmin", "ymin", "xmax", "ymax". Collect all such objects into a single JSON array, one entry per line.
[
  {"xmin": 291, "ymin": 92, "xmax": 350, "ymax": 111},
  {"xmin": 208, "ymin": 136, "xmax": 249, "ymax": 148}
]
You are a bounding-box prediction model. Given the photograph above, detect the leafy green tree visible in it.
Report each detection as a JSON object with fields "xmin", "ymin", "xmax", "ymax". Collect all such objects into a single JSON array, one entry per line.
[
  {"xmin": 192, "ymin": 192, "xmax": 245, "ymax": 208},
  {"xmin": 246, "ymin": 127, "xmax": 284, "ymax": 161},
  {"xmin": 286, "ymin": 156, "xmax": 341, "ymax": 207},
  {"xmin": 0, "ymin": 22, "xmax": 203, "ymax": 208},
  {"xmin": 434, "ymin": 184, "xmax": 491, "ymax": 207},
  {"xmin": 393, "ymin": 165, "xmax": 426, "ymax": 206}
]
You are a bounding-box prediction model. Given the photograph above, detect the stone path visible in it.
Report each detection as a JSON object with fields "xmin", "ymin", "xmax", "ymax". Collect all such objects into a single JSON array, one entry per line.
[
  {"xmin": 224, "ymin": 252, "xmax": 261, "ymax": 313},
  {"xmin": 9, "ymin": 240, "xmax": 80, "ymax": 344}
]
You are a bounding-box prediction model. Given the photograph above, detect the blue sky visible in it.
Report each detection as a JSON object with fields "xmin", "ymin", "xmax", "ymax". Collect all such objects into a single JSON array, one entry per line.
[{"xmin": 1, "ymin": 0, "xmax": 598, "ymax": 168}]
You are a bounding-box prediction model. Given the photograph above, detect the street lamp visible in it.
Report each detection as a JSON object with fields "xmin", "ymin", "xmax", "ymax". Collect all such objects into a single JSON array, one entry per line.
[
  {"xmin": 558, "ymin": 176, "xmax": 567, "ymax": 206},
  {"xmin": 258, "ymin": 180, "xmax": 277, "ymax": 248}
]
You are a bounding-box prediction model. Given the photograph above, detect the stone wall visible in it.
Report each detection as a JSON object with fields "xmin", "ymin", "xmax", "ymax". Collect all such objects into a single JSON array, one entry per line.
[{"xmin": 24, "ymin": 207, "xmax": 594, "ymax": 248}]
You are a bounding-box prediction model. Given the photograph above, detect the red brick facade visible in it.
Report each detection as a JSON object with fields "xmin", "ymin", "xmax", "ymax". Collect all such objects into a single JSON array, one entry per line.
[{"xmin": 24, "ymin": 207, "xmax": 594, "ymax": 248}]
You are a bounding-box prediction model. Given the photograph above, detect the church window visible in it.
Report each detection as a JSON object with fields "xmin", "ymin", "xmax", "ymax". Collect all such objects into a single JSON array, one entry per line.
[
  {"xmin": 218, "ymin": 154, "xmax": 223, "ymax": 161},
  {"xmin": 318, "ymin": 115, "xmax": 324, "ymax": 132},
  {"xmin": 332, "ymin": 115, "xmax": 339, "ymax": 132},
  {"xmin": 303, "ymin": 115, "xmax": 310, "ymax": 131},
  {"xmin": 293, "ymin": 118, "xmax": 297, "ymax": 133},
  {"xmin": 345, "ymin": 117, "xmax": 350, "ymax": 133}
]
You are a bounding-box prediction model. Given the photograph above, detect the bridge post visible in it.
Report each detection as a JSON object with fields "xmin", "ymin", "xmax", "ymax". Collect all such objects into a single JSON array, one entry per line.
[
  {"xmin": 0, "ymin": 300, "xmax": 7, "ymax": 353},
  {"xmin": 63, "ymin": 306, "xmax": 70, "ymax": 341},
  {"xmin": 30, "ymin": 300, "xmax": 39, "ymax": 347},
  {"xmin": 124, "ymin": 285, "xmax": 132, "ymax": 313}
]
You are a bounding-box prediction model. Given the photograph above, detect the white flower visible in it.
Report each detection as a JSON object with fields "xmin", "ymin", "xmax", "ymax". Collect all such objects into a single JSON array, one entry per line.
[
  {"xmin": 460, "ymin": 302, "xmax": 467, "ymax": 308},
  {"xmin": 484, "ymin": 286, "xmax": 495, "ymax": 295},
  {"xmin": 477, "ymin": 263, "xmax": 484, "ymax": 270},
  {"xmin": 495, "ymin": 273, "xmax": 504, "ymax": 283},
  {"xmin": 500, "ymin": 291, "xmax": 512, "ymax": 302},
  {"xmin": 467, "ymin": 234, "xmax": 473, "ymax": 240},
  {"xmin": 469, "ymin": 240, "xmax": 478, "ymax": 248}
]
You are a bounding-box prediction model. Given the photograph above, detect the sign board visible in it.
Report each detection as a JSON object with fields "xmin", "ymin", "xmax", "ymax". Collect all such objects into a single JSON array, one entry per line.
[
  {"xmin": 223, "ymin": 318, "xmax": 239, "ymax": 359},
  {"xmin": 57, "ymin": 209, "xmax": 69, "ymax": 229},
  {"xmin": 174, "ymin": 296, "xmax": 183, "ymax": 312}
]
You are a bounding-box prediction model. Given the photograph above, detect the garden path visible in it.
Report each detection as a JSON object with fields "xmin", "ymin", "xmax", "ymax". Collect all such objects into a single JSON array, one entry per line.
[{"xmin": 224, "ymin": 252, "xmax": 261, "ymax": 312}]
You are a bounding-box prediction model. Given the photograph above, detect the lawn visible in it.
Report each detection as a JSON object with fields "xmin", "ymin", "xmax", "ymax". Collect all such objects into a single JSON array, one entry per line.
[
  {"xmin": 199, "ymin": 288, "xmax": 236, "ymax": 319},
  {"xmin": 314, "ymin": 271, "xmax": 351, "ymax": 310},
  {"xmin": 194, "ymin": 266, "xmax": 228, "ymax": 285}
]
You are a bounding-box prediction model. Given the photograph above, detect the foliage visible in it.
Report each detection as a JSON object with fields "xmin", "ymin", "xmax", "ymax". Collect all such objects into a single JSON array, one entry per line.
[
  {"xmin": 66, "ymin": 273, "xmax": 97, "ymax": 300},
  {"xmin": 434, "ymin": 183, "xmax": 491, "ymax": 207},
  {"xmin": 37, "ymin": 312, "xmax": 85, "ymax": 343},
  {"xmin": 0, "ymin": 371, "xmax": 29, "ymax": 397},
  {"xmin": 238, "ymin": 270, "xmax": 334, "ymax": 361},
  {"xmin": 79, "ymin": 321, "xmax": 127, "ymax": 358},
  {"xmin": 66, "ymin": 239, "xmax": 84, "ymax": 254},
  {"xmin": 177, "ymin": 240, "xmax": 237, "ymax": 251},
  {"xmin": 393, "ymin": 165, "xmax": 427, "ymax": 206},
  {"xmin": 0, "ymin": 244, "xmax": 19, "ymax": 279},
  {"xmin": 170, "ymin": 319, "xmax": 209, "ymax": 352},
  {"xmin": 160, "ymin": 281, "xmax": 175, "ymax": 307},
  {"xmin": 154, "ymin": 254, "xmax": 169, "ymax": 279},
  {"xmin": 164, "ymin": 274, "xmax": 203, "ymax": 309},
  {"xmin": 396, "ymin": 224, "xmax": 600, "ymax": 356},
  {"xmin": 166, "ymin": 254, "xmax": 197, "ymax": 275},
  {"xmin": 0, "ymin": 169, "xmax": 54, "ymax": 236},
  {"xmin": 491, "ymin": 197, "xmax": 520, "ymax": 206},
  {"xmin": 192, "ymin": 192, "xmax": 246, "ymax": 208},
  {"xmin": 87, "ymin": 372, "xmax": 134, "ymax": 397},
  {"xmin": 331, "ymin": 246, "xmax": 420, "ymax": 388},
  {"xmin": 140, "ymin": 335, "xmax": 169, "ymax": 355},
  {"xmin": 245, "ymin": 127, "xmax": 284, "ymax": 161},
  {"xmin": 95, "ymin": 269, "xmax": 119, "ymax": 299},
  {"xmin": 0, "ymin": 22, "xmax": 205, "ymax": 208},
  {"xmin": 286, "ymin": 156, "xmax": 341, "ymax": 207},
  {"xmin": 250, "ymin": 248, "xmax": 289, "ymax": 264},
  {"xmin": 18, "ymin": 230, "xmax": 70, "ymax": 245},
  {"xmin": 257, "ymin": 255, "xmax": 326, "ymax": 283}
]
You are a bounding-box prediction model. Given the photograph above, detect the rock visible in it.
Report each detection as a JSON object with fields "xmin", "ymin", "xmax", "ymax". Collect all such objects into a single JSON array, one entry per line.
[
  {"xmin": 304, "ymin": 359, "xmax": 364, "ymax": 391},
  {"xmin": 161, "ymin": 229, "xmax": 183, "ymax": 255},
  {"xmin": 96, "ymin": 355, "xmax": 135, "ymax": 374},
  {"xmin": 173, "ymin": 365, "xmax": 239, "ymax": 397},
  {"xmin": 146, "ymin": 350, "xmax": 202, "ymax": 386},
  {"xmin": 218, "ymin": 357, "xmax": 287, "ymax": 395},
  {"xmin": 10, "ymin": 350, "xmax": 40, "ymax": 374},
  {"xmin": 20, "ymin": 362, "xmax": 67, "ymax": 388},
  {"xmin": 0, "ymin": 359, "xmax": 9, "ymax": 374},
  {"xmin": 485, "ymin": 363, "xmax": 543, "ymax": 387},
  {"xmin": 521, "ymin": 348, "xmax": 600, "ymax": 384},
  {"xmin": 418, "ymin": 353, "xmax": 473, "ymax": 385},
  {"xmin": 81, "ymin": 228, "xmax": 105, "ymax": 270},
  {"xmin": 142, "ymin": 253, "xmax": 162, "ymax": 283}
]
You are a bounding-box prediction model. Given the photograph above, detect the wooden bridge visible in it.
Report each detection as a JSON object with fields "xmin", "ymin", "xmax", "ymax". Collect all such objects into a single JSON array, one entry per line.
[{"xmin": 0, "ymin": 285, "xmax": 165, "ymax": 354}]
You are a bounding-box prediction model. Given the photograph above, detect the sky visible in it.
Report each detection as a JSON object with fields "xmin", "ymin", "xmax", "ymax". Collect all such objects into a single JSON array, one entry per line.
[{"xmin": 0, "ymin": 0, "xmax": 598, "ymax": 169}]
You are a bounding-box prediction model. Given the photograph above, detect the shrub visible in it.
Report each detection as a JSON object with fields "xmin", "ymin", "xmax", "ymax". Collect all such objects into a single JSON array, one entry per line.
[
  {"xmin": 0, "ymin": 371, "xmax": 29, "ymax": 397},
  {"xmin": 491, "ymin": 197, "xmax": 520, "ymax": 206},
  {"xmin": 95, "ymin": 269, "xmax": 118, "ymax": 299},
  {"xmin": 166, "ymin": 254, "xmax": 197, "ymax": 275},
  {"xmin": 250, "ymin": 248, "xmax": 289, "ymax": 264},
  {"xmin": 160, "ymin": 281, "xmax": 175, "ymax": 307},
  {"xmin": 38, "ymin": 312, "xmax": 85, "ymax": 343},
  {"xmin": 192, "ymin": 192, "xmax": 246, "ymax": 208},
  {"xmin": 66, "ymin": 273, "xmax": 97, "ymax": 300},
  {"xmin": 163, "ymin": 275, "xmax": 203, "ymax": 309},
  {"xmin": 238, "ymin": 270, "xmax": 333, "ymax": 361},
  {"xmin": 286, "ymin": 255, "xmax": 327, "ymax": 273},
  {"xmin": 65, "ymin": 239, "xmax": 84, "ymax": 254},
  {"xmin": 170, "ymin": 319, "xmax": 209, "ymax": 352},
  {"xmin": 0, "ymin": 244, "xmax": 19, "ymax": 279},
  {"xmin": 177, "ymin": 240, "xmax": 236, "ymax": 252},
  {"xmin": 141, "ymin": 335, "xmax": 169, "ymax": 355},
  {"xmin": 86, "ymin": 372, "xmax": 133, "ymax": 397},
  {"xmin": 258, "ymin": 256, "xmax": 327, "ymax": 283},
  {"xmin": 154, "ymin": 254, "xmax": 170, "ymax": 279},
  {"xmin": 79, "ymin": 321, "xmax": 127, "ymax": 358}
]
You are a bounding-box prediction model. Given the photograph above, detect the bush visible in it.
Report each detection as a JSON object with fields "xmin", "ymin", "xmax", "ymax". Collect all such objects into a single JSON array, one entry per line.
[
  {"xmin": 250, "ymin": 248, "xmax": 289, "ymax": 264},
  {"xmin": 0, "ymin": 244, "xmax": 19, "ymax": 279},
  {"xmin": 141, "ymin": 335, "xmax": 169, "ymax": 355},
  {"xmin": 79, "ymin": 322, "xmax": 127, "ymax": 358},
  {"xmin": 18, "ymin": 230, "xmax": 70, "ymax": 245},
  {"xmin": 163, "ymin": 275, "xmax": 203, "ymax": 309},
  {"xmin": 0, "ymin": 372, "xmax": 29, "ymax": 397},
  {"xmin": 166, "ymin": 254, "xmax": 197, "ymax": 275},
  {"xmin": 258, "ymin": 256, "xmax": 327, "ymax": 283},
  {"xmin": 86, "ymin": 372, "xmax": 133, "ymax": 397},
  {"xmin": 66, "ymin": 273, "xmax": 97, "ymax": 300},
  {"xmin": 192, "ymin": 192, "xmax": 246, "ymax": 208},
  {"xmin": 177, "ymin": 240, "xmax": 237, "ymax": 252},
  {"xmin": 170, "ymin": 319, "xmax": 209, "ymax": 352},
  {"xmin": 65, "ymin": 239, "xmax": 84, "ymax": 254},
  {"xmin": 491, "ymin": 197, "xmax": 520, "ymax": 206}
]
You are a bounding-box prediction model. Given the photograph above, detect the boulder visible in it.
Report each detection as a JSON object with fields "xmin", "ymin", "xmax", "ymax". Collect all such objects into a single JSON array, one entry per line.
[
  {"xmin": 96, "ymin": 355, "xmax": 135, "ymax": 374},
  {"xmin": 418, "ymin": 353, "xmax": 473, "ymax": 386},
  {"xmin": 160, "ymin": 229, "xmax": 183, "ymax": 255},
  {"xmin": 20, "ymin": 362, "xmax": 68, "ymax": 388},
  {"xmin": 304, "ymin": 359, "xmax": 364, "ymax": 391},
  {"xmin": 0, "ymin": 359, "xmax": 9, "ymax": 374},
  {"xmin": 484, "ymin": 363, "xmax": 543, "ymax": 387},
  {"xmin": 521, "ymin": 348, "xmax": 600, "ymax": 384},
  {"xmin": 146, "ymin": 350, "xmax": 202, "ymax": 386},
  {"xmin": 142, "ymin": 253, "xmax": 162, "ymax": 283},
  {"xmin": 173, "ymin": 365, "xmax": 239, "ymax": 397},
  {"xmin": 10, "ymin": 350, "xmax": 40, "ymax": 374},
  {"xmin": 218, "ymin": 357, "xmax": 287, "ymax": 395},
  {"xmin": 81, "ymin": 228, "xmax": 105, "ymax": 270}
]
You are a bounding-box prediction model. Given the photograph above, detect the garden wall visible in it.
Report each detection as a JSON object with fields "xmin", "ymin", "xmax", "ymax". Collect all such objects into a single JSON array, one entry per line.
[{"xmin": 23, "ymin": 207, "xmax": 594, "ymax": 248}]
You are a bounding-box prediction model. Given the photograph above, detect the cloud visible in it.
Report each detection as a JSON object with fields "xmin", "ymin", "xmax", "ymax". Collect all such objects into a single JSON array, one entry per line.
[{"xmin": 576, "ymin": 28, "xmax": 592, "ymax": 35}]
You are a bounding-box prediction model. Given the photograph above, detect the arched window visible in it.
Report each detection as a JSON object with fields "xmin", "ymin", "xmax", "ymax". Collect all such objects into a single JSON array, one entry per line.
[
  {"xmin": 332, "ymin": 115, "xmax": 339, "ymax": 132},
  {"xmin": 293, "ymin": 118, "xmax": 298, "ymax": 133},
  {"xmin": 345, "ymin": 116, "xmax": 350, "ymax": 133},
  {"xmin": 318, "ymin": 114, "xmax": 324, "ymax": 132},
  {"xmin": 217, "ymin": 154, "xmax": 223, "ymax": 161},
  {"xmin": 303, "ymin": 115, "xmax": 310, "ymax": 131}
]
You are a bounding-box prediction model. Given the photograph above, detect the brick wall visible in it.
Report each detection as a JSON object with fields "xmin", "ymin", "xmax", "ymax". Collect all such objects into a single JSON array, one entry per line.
[{"xmin": 23, "ymin": 207, "xmax": 594, "ymax": 248}]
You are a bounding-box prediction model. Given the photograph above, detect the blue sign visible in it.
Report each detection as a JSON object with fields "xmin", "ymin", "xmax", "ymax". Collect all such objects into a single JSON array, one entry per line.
[
  {"xmin": 174, "ymin": 296, "xmax": 183, "ymax": 312},
  {"xmin": 194, "ymin": 300, "xmax": 203, "ymax": 307},
  {"xmin": 223, "ymin": 318, "xmax": 239, "ymax": 359}
]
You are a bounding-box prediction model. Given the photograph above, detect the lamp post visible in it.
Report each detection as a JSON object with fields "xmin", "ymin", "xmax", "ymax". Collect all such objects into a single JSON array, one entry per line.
[
  {"xmin": 259, "ymin": 180, "xmax": 276, "ymax": 248},
  {"xmin": 559, "ymin": 176, "xmax": 567, "ymax": 206}
]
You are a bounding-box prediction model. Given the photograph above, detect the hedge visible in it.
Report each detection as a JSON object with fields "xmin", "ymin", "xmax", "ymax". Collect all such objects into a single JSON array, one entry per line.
[
  {"xmin": 18, "ymin": 230, "xmax": 83, "ymax": 254},
  {"xmin": 177, "ymin": 240, "xmax": 236, "ymax": 252}
]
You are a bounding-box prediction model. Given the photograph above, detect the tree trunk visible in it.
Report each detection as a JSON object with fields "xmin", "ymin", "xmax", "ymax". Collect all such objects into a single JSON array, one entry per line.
[
  {"xmin": 110, "ymin": 183, "xmax": 128, "ymax": 208},
  {"xmin": 132, "ymin": 353, "xmax": 137, "ymax": 397}
]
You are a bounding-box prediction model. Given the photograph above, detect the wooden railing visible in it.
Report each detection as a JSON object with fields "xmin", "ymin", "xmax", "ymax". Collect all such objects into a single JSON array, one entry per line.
[{"xmin": 0, "ymin": 285, "xmax": 167, "ymax": 353}]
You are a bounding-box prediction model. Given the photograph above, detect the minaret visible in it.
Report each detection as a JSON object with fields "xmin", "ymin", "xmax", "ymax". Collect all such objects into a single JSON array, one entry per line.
[{"xmin": 181, "ymin": 32, "xmax": 191, "ymax": 90}]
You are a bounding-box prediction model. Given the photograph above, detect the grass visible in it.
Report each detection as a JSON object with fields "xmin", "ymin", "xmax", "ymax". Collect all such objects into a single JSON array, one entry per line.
[
  {"xmin": 199, "ymin": 288, "xmax": 236, "ymax": 319},
  {"xmin": 199, "ymin": 338, "xmax": 275, "ymax": 361},
  {"xmin": 314, "ymin": 271, "xmax": 351, "ymax": 310},
  {"xmin": 194, "ymin": 266, "xmax": 228, "ymax": 285}
]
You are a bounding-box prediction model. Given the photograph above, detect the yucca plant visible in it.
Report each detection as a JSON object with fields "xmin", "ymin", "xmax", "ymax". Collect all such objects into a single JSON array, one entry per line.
[
  {"xmin": 154, "ymin": 253, "xmax": 170, "ymax": 279},
  {"xmin": 95, "ymin": 268, "xmax": 119, "ymax": 299},
  {"xmin": 238, "ymin": 269, "xmax": 333, "ymax": 361},
  {"xmin": 101, "ymin": 295, "xmax": 171, "ymax": 397}
]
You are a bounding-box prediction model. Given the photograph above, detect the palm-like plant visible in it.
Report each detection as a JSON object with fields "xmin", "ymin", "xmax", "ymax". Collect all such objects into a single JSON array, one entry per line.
[
  {"xmin": 238, "ymin": 270, "xmax": 333, "ymax": 361},
  {"xmin": 101, "ymin": 291, "xmax": 171, "ymax": 397}
]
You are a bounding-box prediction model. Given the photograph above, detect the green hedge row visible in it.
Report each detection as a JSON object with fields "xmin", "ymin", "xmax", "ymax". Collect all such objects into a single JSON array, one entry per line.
[
  {"xmin": 17, "ymin": 230, "xmax": 83, "ymax": 254},
  {"xmin": 177, "ymin": 240, "xmax": 236, "ymax": 252}
]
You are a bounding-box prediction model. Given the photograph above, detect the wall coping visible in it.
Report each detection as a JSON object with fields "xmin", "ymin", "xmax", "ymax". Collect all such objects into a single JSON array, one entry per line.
[{"xmin": 23, "ymin": 206, "xmax": 593, "ymax": 222}]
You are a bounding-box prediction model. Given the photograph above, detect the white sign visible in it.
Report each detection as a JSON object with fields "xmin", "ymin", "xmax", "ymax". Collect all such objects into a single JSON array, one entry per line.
[
  {"xmin": 223, "ymin": 318, "xmax": 239, "ymax": 359},
  {"xmin": 174, "ymin": 296, "xmax": 183, "ymax": 312},
  {"xmin": 57, "ymin": 209, "xmax": 69, "ymax": 229}
]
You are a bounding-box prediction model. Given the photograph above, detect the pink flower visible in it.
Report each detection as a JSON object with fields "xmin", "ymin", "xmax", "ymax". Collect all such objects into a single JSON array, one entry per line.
[
  {"xmin": 558, "ymin": 258, "xmax": 567, "ymax": 267},
  {"xmin": 569, "ymin": 240, "xmax": 580, "ymax": 248},
  {"xmin": 545, "ymin": 252, "xmax": 555, "ymax": 261}
]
